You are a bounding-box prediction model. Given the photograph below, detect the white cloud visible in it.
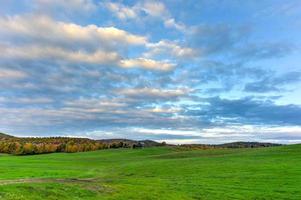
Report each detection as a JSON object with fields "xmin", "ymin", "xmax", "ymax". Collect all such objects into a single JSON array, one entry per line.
[
  {"xmin": 0, "ymin": 97, "xmax": 53, "ymax": 104},
  {"xmin": 102, "ymin": 2, "xmax": 137, "ymax": 20},
  {"xmin": 145, "ymin": 40, "xmax": 198, "ymax": 59},
  {"xmin": 0, "ymin": 68, "xmax": 28, "ymax": 79},
  {"xmin": 140, "ymin": 1, "xmax": 167, "ymax": 17},
  {"xmin": 33, "ymin": 0, "xmax": 97, "ymax": 16},
  {"xmin": 102, "ymin": 1, "xmax": 186, "ymax": 32},
  {"xmin": 119, "ymin": 58, "xmax": 175, "ymax": 71},
  {"xmin": 0, "ymin": 15, "xmax": 177, "ymax": 71},
  {"xmin": 0, "ymin": 45, "xmax": 120, "ymax": 64},
  {"xmin": 103, "ymin": 1, "xmax": 167, "ymax": 19},
  {"xmin": 1, "ymin": 44, "xmax": 176, "ymax": 71},
  {"xmin": 133, "ymin": 128, "xmax": 198, "ymax": 136},
  {"xmin": 149, "ymin": 106, "xmax": 182, "ymax": 113},
  {"xmin": 164, "ymin": 18, "xmax": 187, "ymax": 32},
  {"xmin": 138, "ymin": 1, "xmax": 187, "ymax": 32},
  {"xmin": 0, "ymin": 15, "xmax": 147, "ymax": 47},
  {"xmin": 117, "ymin": 87, "xmax": 190, "ymax": 98},
  {"xmin": 64, "ymin": 98, "xmax": 127, "ymax": 109}
]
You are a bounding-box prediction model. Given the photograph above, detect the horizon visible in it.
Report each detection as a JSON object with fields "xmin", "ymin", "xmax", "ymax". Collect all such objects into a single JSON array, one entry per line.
[
  {"xmin": 1, "ymin": 0, "xmax": 301, "ymax": 144},
  {"xmin": 0, "ymin": 131, "xmax": 286, "ymax": 145}
]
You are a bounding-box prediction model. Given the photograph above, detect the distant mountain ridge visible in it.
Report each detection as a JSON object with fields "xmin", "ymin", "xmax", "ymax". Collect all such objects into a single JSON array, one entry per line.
[
  {"xmin": 0, "ymin": 132, "xmax": 282, "ymax": 155},
  {"xmin": 0, "ymin": 132, "xmax": 165, "ymax": 155},
  {"xmin": 0, "ymin": 132, "xmax": 14, "ymax": 139},
  {"xmin": 216, "ymin": 141, "xmax": 282, "ymax": 148},
  {"xmin": 98, "ymin": 139, "xmax": 163, "ymax": 148},
  {"xmin": 181, "ymin": 141, "xmax": 282, "ymax": 149}
]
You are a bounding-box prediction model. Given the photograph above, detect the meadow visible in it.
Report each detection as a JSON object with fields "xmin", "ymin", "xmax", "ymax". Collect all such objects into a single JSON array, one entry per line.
[{"xmin": 0, "ymin": 145, "xmax": 301, "ymax": 200}]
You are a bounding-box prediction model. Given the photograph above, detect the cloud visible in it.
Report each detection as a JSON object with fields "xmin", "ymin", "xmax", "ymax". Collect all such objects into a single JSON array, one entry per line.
[
  {"xmin": 188, "ymin": 24, "xmax": 250, "ymax": 55},
  {"xmin": 81, "ymin": 128, "xmax": 204, "ymax": 142},
  {"xmin": 102, "ymin": 1, "xmax": 186, "ymax": 32},
  {"xmin": 119, "ymin": 58, "xmax": 175, "ymax": 71},
  {"xmin": 0, "ymin": 15, "xmax": 147, "ymax": 47},
  {"xmin": 237, "ymin": 43, "xmax": 295, "ymax": 61},
  {"xmin": 1, "ymin": 44, "xmax": 174, "ymax": 71},
  {"xmin": 172, "ymin": 60, "xmax": 268, "ymax": 93},
  {"xmin": 184, "ymin": 24, "xmax": 294, "ymax": 62},
  {"xmin": 0, "ymin": 98, "xmax": 190, "ymax": 135},
  {"xmin": 102, "ymin": 2, "xmax": 138, "ymax": 20},
  {"xmin": 117, "ymin": 87, "xmax": 190, "ymax": 100},
  {"xmin": 0, "ymin": 68, "xmax": 28, "ymax": 79},
  {"xmin": 138, "ymin": 1, "xmax": 187, "ymax": 32},
  {"xmin": 32, "ymin": 0, "xmax": 97, "ymax": 18},
  {"xmin": 187, "ymin": 97, "xmax": 301, "ymax": 126},
  {"xmin": 0, "ymin": 0, "xmax": 300, "ymax": 144},
  {"xmin": 101, "ymin": 1, "xmax": 168, "ymax": 20},
  {"xmin": 0, "ymin": 15, "xmax": 178, "ymax": 71},
  {"xmin": 244, "ymin": 72, "xmax": 301, "ymax": 93},
  {"xmin": 140, "ymin": 1, "xmax": 167, "ymax": 17},
  {"xmin": 145, "ymin": 40, "xmax": 198, "ymax": 59},
  {"xmin": 0, "ymin": 45, "xmax": 120, "ymax": 64},
  {"xmin": 256, "ymin": 1, "xmax": 301, "ymax": 17},
  {"xmin": 148, "ymin": 106, "xmax": 182, "ymax": 114},
  {"xmin": 75, "ymin": 125, "xmax": 301, "ymax": 144},
  {"xmin": 0, "ymin": 97, "xmax": 53, "ymax": 104},
  {"xmin": 63, "ymin": 98, "xmax": 127, "ymax": 109},
  {"xmin": 163, "ymin": 18, "xmax": 187, "ymax": 32}
]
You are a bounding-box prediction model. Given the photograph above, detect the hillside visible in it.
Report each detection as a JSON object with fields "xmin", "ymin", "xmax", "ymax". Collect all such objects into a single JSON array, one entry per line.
[
  {"xmin": 217, "ymin": 141, "xmax": 282, "ymax": 148},
  {"xmin": 0, "ymin": 133, "xmax": 165, "ymax": 155},
  {"xmin": 0, "ymin": 145, "xmax": 300, "ymax": 199},
  {"xmin": 98, "ymin": 139, "xmax": 163, "ymax": 148},
  {"xmin": 180, "ymin": 141, "xmax": 282, "ymax": 149},
  {"xmin": 0, "ymin": 132, "xmax": 283, "ymax": 155},
  {"xmin": 0, "ymin": 132, "xmax": 14, "ymax": 139}
]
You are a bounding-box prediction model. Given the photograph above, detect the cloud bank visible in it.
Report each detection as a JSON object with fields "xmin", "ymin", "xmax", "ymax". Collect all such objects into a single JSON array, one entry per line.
[{"xmin": 0, "ymin": 0, "xmax": 300, "ymax": 144}]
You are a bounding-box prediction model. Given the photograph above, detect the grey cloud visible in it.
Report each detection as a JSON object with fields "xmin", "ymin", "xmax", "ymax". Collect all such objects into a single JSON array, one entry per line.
[
  {"xmin": 187, "ymin": 97, "xmax": 301, "ymax": 126},
  {"xmin": 236, "ymin": 43, "xmax": 295, "ymax": 61},
  {"xmin": 186, "ymin": 23, "xmax": 294, "ymax": 63},
  {"xmin": 31, "ymin": 0, "xmax": 98, "ymax": 20},
  {"xmin": 244, "ymin": 71, "xmax": 301, "ymax": 93},
  {"xmin": 188, "ymin": 24, "xmax": 250, "ymax": 55},
  {"xmin": 173, "ymin": 60, "xmax": 268, "ymax": 93}
]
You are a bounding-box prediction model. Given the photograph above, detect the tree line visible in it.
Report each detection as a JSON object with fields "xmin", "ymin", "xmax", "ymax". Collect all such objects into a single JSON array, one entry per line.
[{"xmin": 0, "ymin": 136, "xmax": 151, "ymax": 155}]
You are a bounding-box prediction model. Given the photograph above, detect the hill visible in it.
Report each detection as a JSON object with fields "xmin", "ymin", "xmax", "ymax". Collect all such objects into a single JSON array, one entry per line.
[
  {"xmin": 0, "ymin": 145, "xmax": 300, "ymax": 199},
  {"xmin": 0, "ymin": 132, "xmax": 14, "ymax": 140},
  {"xmin": 180, "ymin": 141, "xmax": 282, "ymax": 149},
  {"xmin": 217, "ymin": 141, "xmax": 282, "ymax": 148},
  {"xmin": 0, "ymin": 132, "xmax": 282, "ymax": 155},
  {"xmin": 98, "ymin": 139, "xmax": 163, "ymax": 148},
  {"xmin": 0, "ymin": 133, "xmax": 165, "ymax": 155}
]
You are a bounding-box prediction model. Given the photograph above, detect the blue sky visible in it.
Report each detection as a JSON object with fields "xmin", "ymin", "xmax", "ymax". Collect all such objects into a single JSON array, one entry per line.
[{"xmin": 0, "ymin": 0, "xmax": 301, "ymax": 144}]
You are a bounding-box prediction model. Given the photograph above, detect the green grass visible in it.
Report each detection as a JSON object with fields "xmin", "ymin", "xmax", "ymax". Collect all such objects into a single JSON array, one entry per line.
[{"xmin": 1, "ymin": 145, "xmax": 301, "ymax": 199}]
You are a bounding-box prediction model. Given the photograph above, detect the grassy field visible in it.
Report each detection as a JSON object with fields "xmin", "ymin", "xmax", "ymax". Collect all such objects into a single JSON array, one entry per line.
[{"xmin": 0, "ymin": 145, "xmax": 301, "ymax": 200}]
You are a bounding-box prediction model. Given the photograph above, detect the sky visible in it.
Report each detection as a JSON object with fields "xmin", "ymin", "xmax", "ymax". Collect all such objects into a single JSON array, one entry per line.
[{"xmin": 0, "ymin": 0, "xmax": 301, "ymax": 144}]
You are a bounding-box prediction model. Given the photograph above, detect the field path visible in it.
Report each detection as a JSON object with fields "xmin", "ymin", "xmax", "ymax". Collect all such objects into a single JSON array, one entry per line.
[{"xmin": 0, "ymin": 178, "xmax": 97, "ymax": 186}]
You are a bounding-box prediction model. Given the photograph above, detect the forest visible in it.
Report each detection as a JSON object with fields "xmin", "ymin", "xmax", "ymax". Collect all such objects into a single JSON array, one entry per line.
[{"xmin": 0, "ymin": 133, "xmax": 162, "ymax": 155}]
